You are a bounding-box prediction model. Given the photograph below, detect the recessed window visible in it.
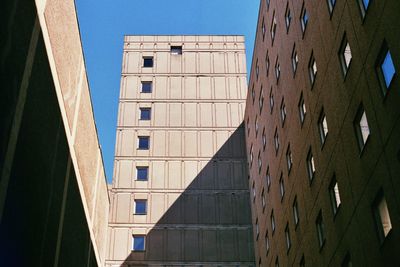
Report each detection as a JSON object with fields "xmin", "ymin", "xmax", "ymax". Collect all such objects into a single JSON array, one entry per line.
[
  {"xmin": 301, "ymin": 5, "xmax": 309, "ymax": 33},
  {"xmin": 279, "ymin": 174, "xmax": 285, "ymax": 200},
  {"xmin": 275, "ymin": 257, "xmax": 279, "ymax": 267},
  {"xmin": 138, "ymin": 136, "xmax": 150, "ymax": 150},
  {"xmin": 256, "ymin": 59, "xmax": 260, "ymax": 79},
  {"xmin": 286, "ymin": 145, "xmax": 293, "ymax": 173},
  {"xmin": 255, "ymin": 116, "xmax": 259, "ymax": 136},
  {"xmin": 373, "ymin": 191, "xmax": 392, "ymax": 242},
  {"xmin": 250, "ymin": 144, "xmax": 254, "ymax": 165},
  {"xmin": 261, "ymin": 189, "xmax": 266, "ymax": 210},
  {"xmin": 262, "ymin": 18, "xmax": 266, "ymax": 40},
  {"xmin": 266, "ymin": 0, "xmax": 270, "ymax": 9},
  {"xmin": 134, "ymin": 199, "xmax": 147, "ymax": 214},
  {"xmin": 358, "ymin": 0, "xmax": 370, "ymax": 18},
  {"xmin": 170, "ymin": 46, "xmax": 182, "ymax": 55},
  {"xmin": 262, "ymin": 128, "xmax": 267, "ymax": 151},
  {"xmin": 285, "ymin": 224, "xmax": 291, "ymax": 251},
  {"xmin": 327, "ymin": 0, "xmax": 336, "ymax": 14},
  {"xmin": 275, "ymin": 58, "xmax": 281, "ymax": 81},
  {"xmin": 269, "ymin": 90, "xmax": 274, "ymax": 113},
  {"xmin": 309, "ymin": 54, "xmax": 317, "ymax": 86},
  {"xmin": 300, "ymin": 255, "xmax": 305, "ymax": 267},
  {"xmin": 298, "ymin": 93, "xmax": 306, "ymax": 124},
  {"xmin": 141, "ymin": 81, "xmax": 152, "ymax": 93},
  {"xmin": 280, "ymin": 100, "xmax": 287, "ymax": 125},
  {"xmin": 266, "ymin": 167, "xmax": 271, "ymax": 189},
  {"xmin": 316, "ymin": 211, "xmax": 325, "ymax": 248},
  {"xmin": 259, "ymin": 87, "xmax": 264, "ymax": 113},
  {"xmin": 293, "ymin": 197, "xmax": 300, "ymax": 226},
  {"xmin": 266, "ymin": 52, "xmax": 270, "ymax": 76},
  {"xmin": 318, "ymin": 110, "xmax": 328, "ymax": 145},
  {"xmin": 258, "ymin": 151, "xmax": 262, "ymax": 173},
  {"xmin": 132, "ymin": 235, "xmax": 145, "ymax": 251},
  {"xmin": 285, "ymin": 4, "xmax": 292, "ymax": 30},
  {"xmin": 271, "ymin": 210, "xmax": 276, "ymax": 233},
  {"xmin": 377, "ymin": 47, "xmax": 396, "ymax": 93},
  {"xmin": 329, "ymin": 176, "xmax": 341, "ymax": 215},
  {"xmin": 251, "ymin": 85, "xmax": 256, "ymax": 103},
  {"xmin": 143, "ymin": 57, "xmax": 153, "ymax": 68},
  {"xmin": 140, "ymin": 107, "xmax": 151, "ymax": 120},
  {"xmin": 354, "ymin": 105, "xmax": 370, "ymax": 151},
  {"xmin": 252, "ymin": 181, "xmax": 256, "ymax": 201},
  {"xmin": 292, "ymin": 46, "xmax": 298, "ymax": 74},
  {"xmin": 265, "ymin": 232, "xmax": 270, "ymax": 254},
  {"xmin": 247, "ymin": 117, "xmax": 250, "ymax": 135},
  {"xmin": 271, "ymin": 12, "xmax": 277, "ymax": 43},
  {"xmin": 274, "ymin": 128, "xmax": 280, "ymax": 153},
  {"xmin": 339, "ymin": 37, "xmax": 352, "ymax": 76},
  {"xmin": 136, "ymin": 166, "xmax": 149, "ymax": 181},
  {"xmin": 256, "ymin": 218, "xmax": 260, "ymax": 239},
  {"xmin": 307, "ymin": 149, "xmax": 315, "ymax": 182}
]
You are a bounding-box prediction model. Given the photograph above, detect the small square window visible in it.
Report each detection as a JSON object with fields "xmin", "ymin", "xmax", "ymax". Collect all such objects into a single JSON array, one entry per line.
[
  {"xmin": 271, "ymin": 210, "xmax": 276, "ymax": 233},
  {"xmin": 318, "ymin": 110, "xmax": 328, "ymax": 145},
  {"xmin": 134, "ymin": 199, "xmax": 147, "ymax": 214},
  {"xmin": 358, "ymin": 0, "xmax": 370, "ymax": 18},
  {"xmin": 316, "ymin": 211, "xmax": 325, "ymax": 248},
  {"xmin": 307, "ymin": 149, "xmax": 316, "ymax": 182},
  {"xmin": 291, "ymin": 46, "xmax": 298, "ymax": 74},
  {"xmin": 309, "ymin": 54, "xmax": 317, "ymax": 86},
  {"xmin": 280, "ymin": 100, "xmax": 287, "ymax": 125},
  {"xmin": 279, "ymin": 174, "xmax": 285, "ymax": 200},
  {"xmin": 285, "ymin": 4, "xmax": 292, "ymax": 30},
  {"xmin": 354, "ymin": 105, "xmax": 370, "ymax": 151},
  {"xmin": 293, "ymin": 197, "xmax": 300, "ymax": 226},
  {"xmin": 298, "ymin": 94, "xmax": 306, "ymax": 124},
  {"xmin": 143, "ymin": 57, "xmax": 153, "ymax": 68},
  {"xmin": 138, "ymin": 136, "xmax": 150, "ymax": 150},
  {"xmin": 329, "ymin": 176, "xmax": 341, "ymax": 215},
  {"xmin": 275, "ymin": 58, "xmax": 281, "ymax": 81},
  {"xmin": 373, "ymin": 191, "xmax": 392, "ymax": 243},
  {"xmin": 140, "ymin": 108, "xmax": 151, "ymax": 120},
  {"xmin": 136, "ymin": 167, "xmax": 148, "ymax": 181},
  {"xmin": 377, "ymin": 47, "xmax": 396, "ymax": 93},
  {"xmin": 170, "ymin": 46, "xmax": 182, "ymax": 55},
  {"xmin": 132, "ymin": 235, "xmax": 145, "ymax": 251},
  {"xmin": 339, "ymin": 37, "xmax": 352, "ymax": 76},
  {"xmin": 266, "ymin": 167, "xmax": 271, "ymax": 189},
  {"xmin": 141, "ymin": 81, "xmax": 152, "ymax": 93},
  {"xmin": 327, "ymin": 0, "xmax": 336, "ymax": 14},
  {"xmin": 274, "ymin": 129, "xmax": 279, "ymax": 153},
  {"xmin": 285, "ymin": 224, "xmax": 291, "ymax": 251},
  {"xmin": 286, "ymin": 146, "xmax": 293, "ymax": 173},
  {"xmin": 301, "ymin": 6, "xmax": 309, "ymax": 33}
]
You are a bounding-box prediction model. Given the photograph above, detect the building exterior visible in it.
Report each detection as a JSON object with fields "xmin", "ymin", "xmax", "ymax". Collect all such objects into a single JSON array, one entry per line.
[
  {"xmin": 245, "ymin": 0, "xmax": 400, "ymax": 266},
  {"xmin": 106, "ymin": 35, "xmax": 255, "ymax": 266},
  {"xmin": 0, "ymin": 0, "xmax": 109, "ymax": 266}
]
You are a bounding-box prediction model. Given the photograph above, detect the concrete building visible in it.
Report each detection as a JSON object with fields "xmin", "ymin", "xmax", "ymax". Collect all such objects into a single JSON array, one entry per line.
[
  {"xmin": 245, "ymin": 0, "xmax": 400, "ymax": 266},
  {"xmin": 106, "ymin": 35, "xmax": 255, "ymax": 266},
  {"xmin": 0, "ymin": 0, "xmax": 109, "ymax": 266}
]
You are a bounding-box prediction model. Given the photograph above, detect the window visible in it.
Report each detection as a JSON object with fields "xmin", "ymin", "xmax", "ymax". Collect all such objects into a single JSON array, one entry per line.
[
  {"xmin": 354, "ymin": 105, "xmax": 370, "ymax": 151},
  {"xmin": 316, "ymin": 211, "xmax": 325, "ymax": 248},
  {"xmin": 136, "ymin": 166, "xmax": 148, "ymax": 181},
  {"xmin": 329, "ymin": 176, "xmax": 341, "ymax": 215},
  {"xmin": 285, "ymin": 4, "xmax": 292, "ymax": 30},
  {"xmin": 250, "ymin": 144, "xmax": 254, "ymax": 165},
  {"xmin": 256, "ymin": 59, "xmax": 260, "ymax": 79},
  {"xmin": 377, "ymin": 47, "xmax": 396, "ymax": 93},
  {"xmin": 293, "ymin": 197, "xmax": 300, "ymax": 226},
  {"xmin": 170, "ymin": 46, "xmax": 182, "ymax": 55},
  {"xmin": 262, "ymin": 189, "xmax": 266, "ymax": 210},
  {"xmin": 134, "ymin": 199, "xmax": 147, "ymax": 214},
  {"xmin": 141, "ymin": 81, "xmax": 152, "ymax": 93},
  {"xmin": 251, "ymin": 85, "xmax": 256, "ymax": 103},
  {"xmin": 358, "ymin": 0, "xmax": 370, "ymax": 18},
  {"xmin": 143, "ymin": 57, "xmax": 153, "ymax": 67},
  {"xmin": 271, "ymin": 12, "xmax": 277, "ymax": 43},
  {"xmin": 258, "ymin": 151, "xmax": 262, "ymax": 173},
  {"xmin": 252, "ymin": 181, "xmax": 256, "ymax": 201},
  {"xmin": 307, "ymin": 149, "xmax": 315, "ymax": 181},
  {"xmin": 275, "ymin": 257, "xmax": 279, "ymax": 267},
  {"xmin": 280, "ymin": 100, "xmax": 287, "ymax": 125},
  {"xmin": 269, "ymin": 90, "xmax": 274, "ymax": 113},
  {"xmin": 256, "ymin": 218, "xmax": 260, "ymax": 239},
  {"xmin": 300, "ymin": 255, "xmax": 305, "ymax": 267},
  {"xmin": 140, "ymin": 108, "xmax": 151, "ymax": 120},
  {"xmin": 327, "ymin": 0, "xmax": 336, "ymax": 14},
  {"xmin": 271, "ymin": 210, "xmax": 276, "ymax": 233},
  {"xmin": 266, "ymin": 167, "xmax": 271, "ymax": 189},
  {"xmin": 285, "ymin": 224, "xmax": 291, "ymax": 251},
  {"xmin": 266, "ymin": 0, "xmax": 270, "ymax": 9},
  {"xmin": 373, "ymin": 191, "xmax": 392, "ymax": 242},
  {"xmin": 265, "ymin": 232, "xmax": 270, "ymax": 254},
  {"xmin": 298, "ymin": 94, "xmax": 306, "ymax": 124},
  {"xmin": 292, "ymin": 46, "xmax": 298, "ymax": 74},
  {"xmin": 275, "ymin": 58, "xmax": 281, "ymax": 81},
  {"xmin": 286, "ymin": 146, "xmax": 293, "ymax": 173},
  {"xmin": 309, "ymin": 54, "xmax": 317, "ymax": 86},
  {"xmin": 132, "ymin": 235, "xmax": 145, "ymax": 251},
  {"xmin": 262, "ymin": 18, "xmax": 266, "ymax": 40},
  {"xmin": 279, "ymin": 174, "xmax": 285, "ymax": 200},
  {"xmin": 138, "ymin": 136, "xmax": 150, "ymax": 150},
  {"xmin": 247, "ymin": 117, "xmax": 250, "ymax": 135},
  {"xmin": 318, "ymin": 110, "xmax": 328, "ymax": 145},
  {"xmin": 266, "ymin": 52, "xmax": 270, "ymax": 76},
  {"xmin": 339, "ymin": 36, "xmax": 352, "ymax": 76},
  {"xmin": 301, "ymin": 5, "xmax": 309, "ymax": 33},
  {"xmin": 259, "ymin": 87, "xmax": 264, "ymax": 113},
  {"xmin": 262, "ymin": 128, "xmax": 267, "ymax": 151},
  {"xmin": 255, "ymin": 116, "xmax": 259, "ymax": 136},
  {"xmin": 274, "ymin": 128, "xmax": 279, "ymax": 152}
]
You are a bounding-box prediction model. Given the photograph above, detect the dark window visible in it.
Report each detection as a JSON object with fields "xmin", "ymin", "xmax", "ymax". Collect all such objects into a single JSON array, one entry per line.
[
  {"xmin": 138, "ymin": 136, "xmax": 150, "ymax": 150},
  {"xmin": 132, "ymin": 236, "xmax": 145, "ymax": 251},
  {"xmin": 298, "ymin": 93, "xmax": 306, "ymax": 124},
  {"xmin": 135, "ymin": 200, "xmax": 147, "ymax": 214},
  {"xmin": 143, "ymin": 57, "xmax": 153, "ymax": 67},
  {"xmin": 266, "ymin": 167, "xmax": 271, "ymax": 189},
  {"xmin": 307, "ymin": 149, "xmax": 315, "ymax": 182},
  {"xmin": 140, "ymin": 108, "xmax": 151, "ymax": 120},
  {"xmin": 341, "ymin": 253, "xmax": 352, "ymax": 267},
  {"xmin": 279, "ymin": 173, "xmax": 285, "ymax": 200},
  {"xmin": 293, "ymin": 197, "xmax": 300, "ymax": 226},
  {"xmin": 285, "ymin": 4, "xmax": 292, "ymax": 30},
  {"xmin": 316, "ymin": 211, "xmax": 325, "ymax": 248},
  {"xmin": 292, "ymin": 46, "xmax": 298, "ymax": 74},
  {"xmin": 136, "ymin": 167, "xmax": 148, "ymax": 181},
  {"xmin": 285, "ymin": 223, "xmax": 291, "ymax": 251},
  {"xmin": 358, "ymin": 0, "xmax": 370, "ymax": 18},
  {"xmin": 141, "ymin": 81, "xmax": 152, "ymax": 93},
  {"xmin": 271, "ymin": 210, "xmax": 276, "ymax": 233},
  {"xmin": 327, "ymin": 0, "xmax": 336, "ymax": 14},
  {"xmin": 171, "ymin": 46, "xmax": 182, "ymax": 55},
  {"xmin": 286, "ymin": 145, "xmax": 293, "ymax": 173},
  {"xmin": 301, "ymin": 5, "xmax": 309, "ymax": 33}
]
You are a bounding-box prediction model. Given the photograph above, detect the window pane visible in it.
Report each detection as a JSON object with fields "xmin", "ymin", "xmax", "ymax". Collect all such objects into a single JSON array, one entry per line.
[
  {"xmin": 143, "ymin": 57, "xmax": 153, "ymax": 67},
  {"xmin": 138, "ymin": 136, "xmax": 149, "ymax": 149},
  {"xmin": 137, "ymin": 167, "xmax": 148, "ymax": 181},
  {"xmin": 141, "ymin": 82, "xmax": 152, "ymax": 93},
  {"xmin": 135, "ymin": 200, "xmax": 147, "ymax": 214},
  {"xmin": 360, "ymin": 111, "xmax": 370, "ymax": 144},
  {"xmin": 381, "ymin": 51, "xmax": 396, "ymax": 88},
  {"xmin": 133, "ymin": 236, "xmax": 145, "ymax": 251},
  {"xmin": 378, "ymin": 197, "xmax": 392, "ymax": 237},
  {"xmin": 140, "ymin": 108, "xmax": 151, "ymax": 120},
  {"xmin": 171, "ymin": 46, "xmax": 182, "ymax": 55}
]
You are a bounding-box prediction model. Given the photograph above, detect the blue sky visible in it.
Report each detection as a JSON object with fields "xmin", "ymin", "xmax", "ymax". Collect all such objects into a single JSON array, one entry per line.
[{"xmin": 75, "ymin": 0, "xmax": 260, "ymax": 183}]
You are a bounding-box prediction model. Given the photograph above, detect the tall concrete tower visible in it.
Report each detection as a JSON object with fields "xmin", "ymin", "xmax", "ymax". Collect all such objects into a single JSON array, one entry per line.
[{"xmin": 106, "ymin": 35, "xmax": 255, "ymax": 266}]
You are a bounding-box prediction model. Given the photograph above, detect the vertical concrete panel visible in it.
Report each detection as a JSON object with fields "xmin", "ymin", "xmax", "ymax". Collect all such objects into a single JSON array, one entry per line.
[
  {"xmin": 116, "ymin": 194, "xmax": 131, "ymax": 223},
  {"xmin": 215, "ymin": 103, "xmax": 228, "ymax": 127},
  {"xmin": 168, "ymin": 161, "xmax": 182, "ymax": 189},
  {"xmin": 168, "ymin": 131, "xmax": 181, "ymax": 157},
  {"xmin": 184, "ymin": 194, "xmax": 199, "ymax": 223},
  {"xmin": 200, "ymin": 131, "xmax": 213, "ymax": 157},
  {"xmin": 125, "ymin": 76, "xmax": 139, "ymax": 99},
  {"xmin": 170, "ymin": 76, "xmax": 182, "ymax": 99},
  {"xmin": 183, "ymin": 161, "xmax": 198, "ymax": 187},
  {"xmin": 120, "ymin": 130, "xmax": 135, "ymax": 156},
  {"xmin": 199, "ymin": 103, "xmax": 213, "ymax": 127},
  {"xmin": 170, "ymin": 53, "xmax": 182, "ymax": 73},
  {"xmin": 152, "ymin": 131, "xmax": 166, "ymax": 156},
  {"xmin": 230, "ymin": 103, "xmax": 240, "ymax": 127},
  {"xmin": 184, "ymin": 77, "xmax": 197, "ymax": 99},
  {"xmin": 184, "ymin": 131, "xmax": 197, "ymax": 157},
  {"xmin": 199, "ymin": 52, "xmax": 211, "ymax": 73},
  {"xmin": 227, "ymin": 52, "xmax": 236, "ymax": 74},
  {"xmin": 156, "ymin": 52, "xmax": 168, "ymax": 73},
  {"xmin": 213, "ymin": 52, "xmax": 225, "ymax": 73},
  {"xmin": 127, "ymin": 52, "xmax": 140, "ymax": 73},
  {"xmin": 150, "ymin": 193, "xmax": 165, "ymax": 223},
  {"xmin": 199, "ymin": 77, "xmax": 212, "ymax": 99},
  {"xmin": 215, "ymin": 131, "xmax": 229, "ymax": 156},
  {"xmin": 214, "ymin": 77, "xmax": 227, "ymax": 99},
  {"xmin": 117, "ymin": 160, "xmax": 133, "ymax": 188},
  {"xmin": 154, "ymin": 103, "xmax": 167, "ymax": 126},
  {"xmin": 122, "ymin": 102, "xmax": 137, "ymax": 126},
  {"xmin": 201, "ymin": 194, "xmax": 216, "ymax": 224},
  {"xmin": 184, "ymin": 52, "xmax": 196, "ymax": 73},
  {"xmin": 227, "ymin": 76, "xmax": 239, "ymax": 99},
  {"xmin": 201, "ymin": 230, "xmax": 218, "ymax": 261},
  {"xmin": 167, "ymin": 230, "xmax": 181, "ymax": 261},
  {"xmin": 151, "ymin": 161, "xmax": 165, "ymax": 189},
  {"xmin": 219, "ymin": 230, "xmax": 236, "ymax": 261},
  {"xmin": 169, "ymin": 103, "xmax": 182, "ymax": 127},
  {"xmin": 113, "ymin": 228, "xmax": 129, "ymax": 260},
  {"xmin": 238, "ymin": 52, "xmax": 247, "ymax": 74},
  {"xmin": 155, "ymin": 76, "xmax": 168, "ymax": 99},
  {"xmin": 217, "ymin": 162, "xmax": 232, "ymax": 190},
  {"xmin": 184, "ymin": 230, "xmax": 199, "ymax": 261}
]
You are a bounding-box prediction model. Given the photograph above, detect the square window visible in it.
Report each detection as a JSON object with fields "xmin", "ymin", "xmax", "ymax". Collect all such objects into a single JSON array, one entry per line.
[
  {"xmin": 377, "ymin": 48, "xmax": 396, "ymax": 93},
  {"xmin": 138, "ymin": 136, "xmax": 150, "ymax": 150},
  {"xmin": 373, "ymin": 191, "xmax": 392, "ymax": 242},
  {"xmin": 318, "ymin": 110, "xmax": 328, "ymax": 145},
  {"xmin": 141, "ymin": 81, "xmax": 152, "ymax": 93},
  {"xmin": 293, "ymin": 197, "xmax": 300, "ymax": 226},
  {"xmin": 135, "ymin": 199, "xmax": 147, "ymax": 214},
  {"xmin": 354, "ymin": 105, "xmax": 370, "ymax": 151},
  {"xmin": 307, "ymin": 149, "xmax": 315, "ymax": 182},
  {"xmin": 143, "ymin": 57, "xmax": 153, "ymax": 68},
  {"xmin": 298, "ymin": 94, "xmax": 306, "ymax": 124},
  {"xmin": 309, "ymin": 54, "xmax": 317, "ymax": 86},
  {"xmin": 279, "ymin": 174, "xmax": 285, "ymax": 200},
  {"xmin": 329, "ymin": 176, "xmax": 341, "ymax": 215},
  {"xmin": 171, "ymin": 46, "xmax": 182, "ymax": 55},
  {"xmin": 339, "ymin": 37, "xmax": 352, "ymax": 76},
  {"xmin": 301, "ymin": 6, "xmax": 309, "ymax": 33},
  {"xmin": 132, "ymin": 235, "xmax": 145, "ymax": 251},
  {"xmin": 285, "ymin": 4, "xmax": 292, "ymax": 30},
  {"xmin": 316, "ymin": 211, "xmax": 325, "ymax": 248},
  {"xmin": 285, "ymin": 224, "xmax": 291, "ymax": 251},
  {"xmin": 140, "ymin": 108, "xmax": 151, "ymax": 120},
  {"xmin": 136, "ymin": 167, "xmax": 148, "ymax": 181},
  {"xmin": 292, "ymin": 46, "xmax": 298, "ymax": 74},
  {"xmin": 327, "ymin": 0, "xmax": 336, "ymax": 14}
]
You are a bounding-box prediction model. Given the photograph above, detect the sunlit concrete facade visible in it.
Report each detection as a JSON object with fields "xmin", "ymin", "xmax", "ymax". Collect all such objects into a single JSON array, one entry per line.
[
  {"xmin": 107, "ymin": 35, "xmax": 255, "ymax": 266},
  {"xmin": 0, "ymin": 0, "xmax": 109, "ymax": 266},
  {"xmin": 246, "ymin": 0, "xmax": 400, "ymax": 266}
]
